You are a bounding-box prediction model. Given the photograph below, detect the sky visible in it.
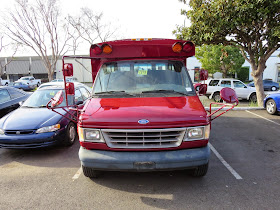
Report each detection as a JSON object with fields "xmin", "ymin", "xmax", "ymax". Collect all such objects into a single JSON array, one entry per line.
[{"xmin": 0, "ymin": 0, "xmax": 191, "ymax": 57}]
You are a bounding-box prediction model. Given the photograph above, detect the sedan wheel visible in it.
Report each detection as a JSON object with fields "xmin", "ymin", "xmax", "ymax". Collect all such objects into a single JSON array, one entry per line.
[
  {"xmin": 271, "ymin": 86, "xmax": 277, "ymax": 91},
  {"xmin": 266, "ymin": 99, "xmax": 277, "ymax": 115}
]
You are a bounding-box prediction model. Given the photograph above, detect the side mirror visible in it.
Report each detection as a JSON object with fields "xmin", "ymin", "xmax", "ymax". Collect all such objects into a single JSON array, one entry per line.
[
  {"xmin": 75, "ymin": 100, "xmax": 83, "ymax": 105},
  {"xmin": 63, "ymin": 63, "xmax": 73, "ymax": 77},
  {"xmin": 198, "ymin": 84, "xmax": 207, "ymax": 95},
  {"xmin": 66, "ymin": 82, "xmax": 75, "ymax": 95},
  {"xmin": 51, "ymin": 90, "xmax": 64, "ymax": 107},
  {"xmin": 220, "ymin": 87, "xmax": 238, "ymax": 103},
  {"xmin": 199, "ymin": 69, "xmax": 208, "ymax": 80}
]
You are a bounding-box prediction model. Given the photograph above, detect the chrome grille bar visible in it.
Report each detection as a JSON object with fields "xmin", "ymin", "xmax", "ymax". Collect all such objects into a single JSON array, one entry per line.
[{"xmin": 102, "ymin": 128, "xmax": 186, "ymax": 149}]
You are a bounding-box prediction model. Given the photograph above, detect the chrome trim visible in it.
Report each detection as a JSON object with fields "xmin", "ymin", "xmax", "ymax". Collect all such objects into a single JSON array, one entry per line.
[{"xmin": 102, "ymin": 128, "xmax": 186, "ymax": 149}]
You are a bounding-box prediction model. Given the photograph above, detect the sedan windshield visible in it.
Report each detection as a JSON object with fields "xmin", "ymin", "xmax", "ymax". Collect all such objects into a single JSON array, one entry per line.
[
  {"xmin": 93, "ymin": 60, "xmax": 195, "ymax": 97},
  {"xmin": 22, "ymin": 89, "xmax": 69, "ymax": 108}
]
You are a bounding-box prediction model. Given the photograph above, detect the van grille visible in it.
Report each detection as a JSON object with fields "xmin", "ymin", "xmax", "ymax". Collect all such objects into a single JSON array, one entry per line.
[{"xmin": 102, "ymin": 128, "xmax": 186, "ymax": 149}]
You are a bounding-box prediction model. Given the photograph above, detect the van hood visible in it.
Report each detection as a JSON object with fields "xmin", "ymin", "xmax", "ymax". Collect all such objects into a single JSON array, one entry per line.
[{"xmin": 80, "ymin": 96, "xmax": 208, "ymax": 129}]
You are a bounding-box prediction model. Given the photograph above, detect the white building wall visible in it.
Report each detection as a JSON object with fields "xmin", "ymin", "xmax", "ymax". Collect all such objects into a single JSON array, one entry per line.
[
  {"xmin": 56, "ymin": 57, "xmax": 93, "ymax": 84},
  {"xmin": 187, "ymin": 49, "xmax": 280, "ymax": 82}
]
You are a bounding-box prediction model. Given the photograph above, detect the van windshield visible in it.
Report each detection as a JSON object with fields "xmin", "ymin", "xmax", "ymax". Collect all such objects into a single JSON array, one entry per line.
[{"xmin": 93, "ymin": 60, "xmax": 195, "ymax": 97}]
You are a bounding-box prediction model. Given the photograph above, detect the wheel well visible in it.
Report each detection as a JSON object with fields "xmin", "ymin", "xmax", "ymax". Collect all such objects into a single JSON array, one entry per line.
[
  {"xmin": 249, "ymin": 92, "xmax": 256, "ymax": 99},
  {"xmin": 210, "ymin": 91, "xmax": 220, "ymax": 99}
]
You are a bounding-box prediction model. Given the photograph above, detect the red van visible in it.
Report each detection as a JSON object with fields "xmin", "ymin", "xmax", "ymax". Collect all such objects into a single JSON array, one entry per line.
[{"xmin": 50, "ymin": 39, "xmax": 237, "ymax": 178}]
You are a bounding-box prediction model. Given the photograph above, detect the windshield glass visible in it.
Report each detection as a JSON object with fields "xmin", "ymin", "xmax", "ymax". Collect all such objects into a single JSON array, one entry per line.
[
  {"xmin": 93, "ymin": 60, "xmax": 194, "ymax": 96},
  {"xmin": 22, "ymin": 89, "xmax": 71, "ymax": 107}
]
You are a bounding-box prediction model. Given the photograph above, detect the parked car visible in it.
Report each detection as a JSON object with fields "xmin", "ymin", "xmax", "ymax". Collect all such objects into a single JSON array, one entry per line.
[
  {"xmin": 0, "ymin": 86, "xmax": 31, "ymax": 118},
  {"xmin": 38, "ymin": 81, "xmax": 92, "ymax": 93},
  {"xmin": 8, "ymin": 81, "xmax": 36, "ymax": 91},
  {"xmin": 248, "ymin": 79, "xmax": 279, "ymax": 91},
  {"xmin": 0, "ymin": 78, "xmax": 10, "ymax": 86},
  {"xmin": 51, "ymin": 77, "xmax": 78, "ymax": 83},
  {"xmin": 0, "ymin": 83, "xmax": 91, "ymax": 149},
  {"xmin": 264, "ymin": 93, "xmax": 280, "ymax": 115},
  {"xmin": 203, "ymin": 78, "xmax": 257, "ymax": 102},
  {"xmin": 16, "ymin": 76, "xmax": 41, "ymax": 87}
]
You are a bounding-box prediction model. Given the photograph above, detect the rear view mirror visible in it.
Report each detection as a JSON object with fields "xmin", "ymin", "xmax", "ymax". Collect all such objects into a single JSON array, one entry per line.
[
  {"xmin": 51, "ymin": 90, "xmax": 64, "ymax": 107},
  {"xmin": 199, "ymin": 69, "xmax": 208, "ymax": 81},
  {"xmin": 198, "ymin": 84, "xmax": 207, "ymax": 95},
  {"xmin": 220, "ymin": 87, "xmax": 238, "ymax": 103},
  {"xmin": 66, "ymin": 82, "xmax": 75, "ymax": 95},
  {"xmin": 63, "ymin": 63, "xmax": 73, "ymax": 77}
]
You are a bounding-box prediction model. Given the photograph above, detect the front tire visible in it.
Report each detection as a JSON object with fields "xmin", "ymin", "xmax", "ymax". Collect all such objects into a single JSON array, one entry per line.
[
  {"xmin": 266, "ymin": 99, "xmax": 277, "ymax": 115},
  {"xmin": 63, "ymin": 122, "xmax": 77, "ymax": 146},
  {"xmin": 191, "ymin": 163, "xmax": 209, "ymax": 177},
  {"xmin": 37, "ymin": 83, "xmax": 40, "ymax": 87},
  {"xmin": 82, "ymin": 166, "xmax": 102, "ymax": 178}
]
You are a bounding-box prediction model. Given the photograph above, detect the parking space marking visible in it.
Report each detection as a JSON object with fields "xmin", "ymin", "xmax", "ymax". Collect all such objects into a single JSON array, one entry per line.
[
  {"xmin": 246, "ymin": 110, "xmax": 280, "ymax": 126},
  {"xmin": 209, "ymin": 143, "xmax": 243, "ymax": 180},
  {"xmin": 72, "ymin": 166, "xmax": 82, "ymax": 180}
]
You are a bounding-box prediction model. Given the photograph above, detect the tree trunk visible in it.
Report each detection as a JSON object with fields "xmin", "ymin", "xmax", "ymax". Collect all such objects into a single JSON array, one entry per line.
[
  {"xmin": 48, "ymin": 69, "xmax": 54, "ymax": 82},
  {"xmin": 251, "ymin": 64, "xmax": 266, "ymax": 106}
]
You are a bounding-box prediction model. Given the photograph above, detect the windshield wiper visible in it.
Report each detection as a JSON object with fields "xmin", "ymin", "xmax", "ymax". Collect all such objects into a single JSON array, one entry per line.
[
  {"xmin": 21, "ymin": 105, "xmax": 38, "ymax": 108},
  {"xmin": 141, "ymin": 89, "xmax": 189, "ymax": 95},
  {"xmin": 94, "ymin": 91, "xmax": 135, "ymax": 96}
]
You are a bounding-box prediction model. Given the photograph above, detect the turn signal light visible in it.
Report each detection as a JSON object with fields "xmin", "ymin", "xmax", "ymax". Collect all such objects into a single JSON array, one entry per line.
[
  {"xmin": 102, "ymin": 44, "xmax": 112, "ymax": 54},
  {"xmin": 172, "ymin": 42, "xmax": 183, "ymax": 53}
]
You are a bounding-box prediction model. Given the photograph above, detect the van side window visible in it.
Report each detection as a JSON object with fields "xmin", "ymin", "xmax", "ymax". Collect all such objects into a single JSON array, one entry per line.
[{"xmin": 209, "ymin": 80, "xmax": 219, "ymax": 86}]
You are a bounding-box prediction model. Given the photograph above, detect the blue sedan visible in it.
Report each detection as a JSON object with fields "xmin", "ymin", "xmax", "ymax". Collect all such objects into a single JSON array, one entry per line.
[
  {"xmin": 0, "ymin": 84, "xmax": 91, "ymax": 149},
  {"xmin": 264, "ymin": 93, "xmax": 280, "ymax": 115},
  {"xmin": 249, "ymin": 79, "xmax": 279, "ymax": 91},
  {"xmin": 9, "ymin": 81, "xmax": 36, "ymax": 91}
]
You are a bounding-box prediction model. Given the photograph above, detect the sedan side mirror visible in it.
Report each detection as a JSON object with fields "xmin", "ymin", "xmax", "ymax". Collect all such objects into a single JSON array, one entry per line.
[{"xmin": 51, "ymin": 90, "xmax": 64, "ymax": 107}]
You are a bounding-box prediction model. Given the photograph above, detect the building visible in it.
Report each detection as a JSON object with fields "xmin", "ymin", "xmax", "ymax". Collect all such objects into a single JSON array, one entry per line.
[{"xmin": 187, "ymin": 49, "xmax": 280, "ymax": 82}]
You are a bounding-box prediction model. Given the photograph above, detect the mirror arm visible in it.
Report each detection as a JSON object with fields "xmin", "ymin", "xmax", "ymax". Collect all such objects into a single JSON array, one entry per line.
[{"xmin": 207, "ymin": 96, "xmax": 239, "ymax": 122}]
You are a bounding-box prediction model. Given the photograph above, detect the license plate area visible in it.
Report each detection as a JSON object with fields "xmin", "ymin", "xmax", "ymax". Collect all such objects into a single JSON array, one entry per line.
[{"xmin": 133, "ymin": 161, "xmax": 156, "ymax": 170}]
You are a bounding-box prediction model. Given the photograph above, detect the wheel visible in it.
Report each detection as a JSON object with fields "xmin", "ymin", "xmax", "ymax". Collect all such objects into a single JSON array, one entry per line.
[
  {"xmin": 271, "ymin": 86, "xmax": 277, "ymax": 91},
  {"xmin": 191, "ymin": 163, "xmax": 209, "ymax": 177},
  {"xmin": 37, "ymin": 82, "xmax": 40, "ymax": 87},
  {"xmin": 249, "ymin": 93, "xmax": 257, "ymax": 103},
  {"xmin": 63, "ymin": 122, "xmax": 77, "ymax": 146},
  {"xmin": 195, "ymin": 85, "xmax": 200, "ymax": 91},
  {"xmin": 82, "ymin": 165, "xmax": 102, "ymax": 178},
  {"xmin": 266, "ymin": 99, "xmax": 277, "ymax": 115},
  {"xmin": 213, "ymin": 92, "xmax": 221, "ymax": 102},
  {"xmin": 5, "ymin": 83, "xmax": 8, "ymax": 86}
]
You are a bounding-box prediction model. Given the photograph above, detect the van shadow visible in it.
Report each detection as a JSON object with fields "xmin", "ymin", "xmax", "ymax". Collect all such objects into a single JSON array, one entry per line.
[
  {"xmin": 0, "ymin": 140, "xmax": 81, "ymax": 168},
  {"xmin": 90, "ymin": 170, "xmax": 213, "ymax": 209}
]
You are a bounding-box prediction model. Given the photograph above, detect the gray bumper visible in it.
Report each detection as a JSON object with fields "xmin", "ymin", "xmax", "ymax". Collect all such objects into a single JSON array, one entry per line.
[{"xmin": 79, "ymin": 145, "xmax": 210, "ymax": 171}]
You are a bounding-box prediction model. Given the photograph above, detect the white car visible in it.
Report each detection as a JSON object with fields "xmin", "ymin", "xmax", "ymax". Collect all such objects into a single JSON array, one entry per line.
[
  {"xmin": 205, "ymin": 78, "xmax": 257, "ymax": 102},
  {"xmin": 16, "ymin": 76, "xmax": 41, "ymax": 87}
]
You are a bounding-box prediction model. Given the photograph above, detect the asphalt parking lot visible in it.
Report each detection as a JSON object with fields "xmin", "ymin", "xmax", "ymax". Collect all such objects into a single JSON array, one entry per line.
[{"xmin": 0, "ymin": 110, "xmax": 279, "ymax": 210}]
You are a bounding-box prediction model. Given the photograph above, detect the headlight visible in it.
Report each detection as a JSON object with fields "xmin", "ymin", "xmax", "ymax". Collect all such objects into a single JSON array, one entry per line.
[
  {"xmin": 36, "ymin": 124, "xmax": 60, "ymax": 133},
  {"xmin": 185, "ymin": 125, "xmax": 210, "ymax": 141},
  {"xmin": 0, "ymin": 128, "xmax": 4, "ymax": 135},
  {"xmin": 78, "ymin": 127, "xmax": 104, "ymax": 143}
]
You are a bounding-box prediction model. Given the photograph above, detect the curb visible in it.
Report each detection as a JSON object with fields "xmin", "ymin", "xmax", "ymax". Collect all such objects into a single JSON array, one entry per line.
[{"xmin": 205, "ymin": 107, "xmax": 265, "ymax": 111}]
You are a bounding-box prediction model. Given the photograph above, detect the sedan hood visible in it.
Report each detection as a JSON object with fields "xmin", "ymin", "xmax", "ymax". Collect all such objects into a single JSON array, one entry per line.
[
  {"xmin": 0, "ymin": 107, "xmax": 64, "ymax": 130},
  {"xmin": 80, "ymin": 96, "xmax": 208, "ymax": 129}
]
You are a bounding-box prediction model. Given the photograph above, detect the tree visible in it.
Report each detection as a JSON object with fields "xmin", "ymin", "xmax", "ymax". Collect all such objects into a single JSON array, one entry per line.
[
  {"xmin": 174, "ymin": 0, "xmax": 280, "ymax": 106},
  {"xmin": 196, "ymin": 44, "xmax": 245, "ymax": 78},
  {"xmin": 67, "ymin": 8, "xmax": 117, "ymax": 47},
  {"xmin": 0, "ymin": 35, "xmax": 18, "ymax": 79},
  {"xmin": 2, "ymin": 0, "xmax": 70, "ymax": 81}
]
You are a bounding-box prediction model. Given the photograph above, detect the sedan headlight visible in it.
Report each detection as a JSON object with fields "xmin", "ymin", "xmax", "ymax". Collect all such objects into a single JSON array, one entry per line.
[
  {"xmin": 185, "ymin": 125, "xmax": 210, "ymax": 141},
  {"xmin": 78, "ymin": 127, "xmax": 104, "ymax": 143},
  {"xmin": 0, "ymin": 128, "xmax": 4, "ymax": 135},
  {"xmin": 36, "ymin": 124, "xmax": 60, "ymax": 133}
]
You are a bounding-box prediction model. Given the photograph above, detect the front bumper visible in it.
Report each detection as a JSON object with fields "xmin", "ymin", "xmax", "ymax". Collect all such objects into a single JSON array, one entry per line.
[
  {"xmin": 79, "ymin": 145, "xmax": 210, "ymax": 171},
  {"xmin": 0, "ymin": 130, "xmax": 66, "ymax": 149}
]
